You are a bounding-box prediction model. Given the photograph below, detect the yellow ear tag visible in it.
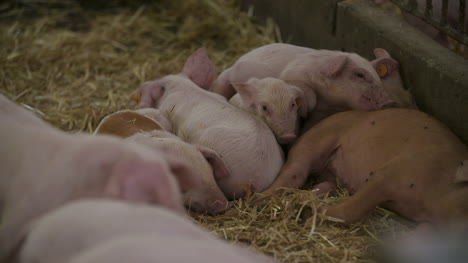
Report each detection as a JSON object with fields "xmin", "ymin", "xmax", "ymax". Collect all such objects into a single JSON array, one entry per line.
[
  {"xmin": 131, "ymin": 94, "xmax": 141, "ymax": 104},
  {"xmin": 377, "ymin": 63, "xmax": 388, "ymax": 77}
]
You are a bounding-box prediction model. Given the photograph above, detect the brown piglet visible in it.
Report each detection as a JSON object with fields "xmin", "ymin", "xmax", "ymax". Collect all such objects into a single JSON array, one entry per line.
[{"xmin": 261, "ymin": 109, "xmax": 468, "ymax": 230}]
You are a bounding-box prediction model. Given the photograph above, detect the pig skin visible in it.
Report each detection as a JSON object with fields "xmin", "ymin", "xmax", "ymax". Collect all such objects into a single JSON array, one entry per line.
[
  {"xmin": 16, "ymin": 200, "xmax": 277, "ymax": 263},
  {"xmin": 261, "ymin": 108, "xmax": 468, "ymax": 228},
  {"xmin": 135, "ymin": 48, "xmax": 285, "ymax": 200},
  {"xmin": 94, "ymin": 109, "xmax": 231, "ymax": 214},
  {"xmin": 0, "ymin": 94, "xmax": 198, "ymax": 262},
  {"xmin": 213, "ymin": 43, "xmax": 397, "ymax": 129},
  {"xmin": 229, "ymin": 77, "xmax": 312, "ymax": 144}
]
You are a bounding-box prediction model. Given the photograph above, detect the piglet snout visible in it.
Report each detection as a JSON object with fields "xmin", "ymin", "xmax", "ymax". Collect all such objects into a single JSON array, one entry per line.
[{"xmin": 278, "ymin": 134, "xmax": 297, "ymax": 144}]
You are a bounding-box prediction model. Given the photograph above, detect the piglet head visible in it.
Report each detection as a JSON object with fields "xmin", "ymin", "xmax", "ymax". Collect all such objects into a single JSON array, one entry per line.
[
  {"xmin": 232, "ymin": 78, "xmax": 307, "ymax": 144},
  {"xmin": 106, "ymin": 154, "xmax": 198, "ymax": 213},
  {"xmin": 184, "ymin": 145, "xmax": 231, "ymax": 215},
  {"xmin": 319, "ymin": 53, "xmax": 397, "ymax": 111},
  {"xmin": 135, "ymin": 80, "xmax": 166, "ymax": 109},
  {"xmin": 371, "ymin": 48, "xmax": 418, "ymax": 109}
]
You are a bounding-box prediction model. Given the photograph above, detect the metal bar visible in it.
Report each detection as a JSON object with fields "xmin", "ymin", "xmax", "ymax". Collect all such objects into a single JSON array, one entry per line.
[
  {"xmin": 441, "ymin": 0, "xmax": 449, "ymax": 27},
  {"xmin": 392, "ymin": 0, "xmax": 468, "ymax": 46},
  {"xmin": 460, "ymin": 0, "xmax": 466, "ymax": 33},
  {"xmin": 425, "ymin": 0, "xmax": 433, "ymax": 18}
]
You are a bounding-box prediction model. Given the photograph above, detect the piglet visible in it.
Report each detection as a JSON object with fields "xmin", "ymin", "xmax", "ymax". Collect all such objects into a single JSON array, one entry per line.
[
  {"xmin": 229, "ymin": 77, "xmax": 313, "ymax": 144},
  {"xmin": 261, "ymin": 108, "xmax": 468, "ymax": 230},
  {"xmin": 15, "ymin": 199, "xmax": 277, "ymax": 263},
  {"xmin": 213, "ymin": 43, "xmax": 397, "ymax": 128},
  {"xmin": 94, "ymin": 109, "xmax": 231, "ymax": 215},
  {"xmin": 371, "ymin": 48, "xmax": 417, "ymax": 109},
  {"xmin": 135, "ymin": 48, "xmax": 284, "ymax": 199},
  {"xmin": 0, "ymin": 94, "xmax": 198, "ymax": 262},
  {"xmin": 68, "ymin": 236, "xmax": 276, "ymax": 263}
]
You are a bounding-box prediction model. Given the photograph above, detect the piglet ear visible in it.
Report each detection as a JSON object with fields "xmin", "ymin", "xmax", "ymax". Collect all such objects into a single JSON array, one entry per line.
[
  {"xmin": 373, "ymin": 48, "xmax": 391, "ymax": 59},
  {"xmin": 106, "ymin": 157, "xmax": 183, "ymax": 211},
  {"xmin": 454, "ymin": 160, "xmax": 468, "ymax": 183},
  {"xmin": 135, "ymin": 81, "xmax": 166, "ymax": 109},
  {"xmin": 182, "ymin": 48, "xmax": 217, "ymax": 90},
  {"xmin": 291, "ymin": 86, "xmax": 309, "ymax": 118},
  {"xmin": 165, "ymin": 154, "xmax": 200, "ymax": 193},
  {"xmin": 372, "ymin": 48, "xmax": 399, "ymax": 78},
  {"xmin": 196, "ymin": 145, "xmax": 231, "ymax": 180},
  {"xmin": 320, "ymin": 55, "xmax": 348, "ymax": 78},
  {"xmin": 232, "ymin": 82, "xmax": 256, "ymax": 107}
]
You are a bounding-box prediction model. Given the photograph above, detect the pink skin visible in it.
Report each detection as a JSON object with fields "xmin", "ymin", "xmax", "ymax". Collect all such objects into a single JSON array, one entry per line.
[
  {"xmin": 261, "ymin": 109, "xmax": 468, "ymax": 230},
  {"xmin": 135, "ymin": 48, "xmax": 284, "ymax": 200},
  {"xmin": 212, "ymin": 43, "xmax": 397, "ymax": 128},
  {"xmin": 0, "ymin": 95, "xmax": 200, "ymax": 262},
  {"xmin": 128, "ymin": 130, "xmax": 232, "ymax": 215},
  {"xmin": 17, "ymin": 200, "xmax": 277, "ymax": 263},
  {"xmin": 229, "ymin": 77, "xmax": 313, "ymax": 144},
  {"xmin": 371, "ymin": 48, "xmax": 418, "ymax": 109},
  {"xmin": 94, "ymin": 108, "xmax": 232, "ymax": 215},
  {"xmin": 68, "ymin": 237, "xmax": 276, "ymax": 263}
]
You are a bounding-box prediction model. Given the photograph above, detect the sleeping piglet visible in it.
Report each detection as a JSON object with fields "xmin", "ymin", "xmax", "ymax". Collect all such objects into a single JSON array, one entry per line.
[
  {"xmin": 229, "ymin": 77, "xmax": 313, "ymax": 144},
  {"xmin": 68, "ymin": 236, "xmax": 276, "ymax": 263},
  {"xmin": 94, "ymin": 109, "xmax": 231, "ymax": 215},
  {"xmin": 135, "ymin": 48, "xmax": 284, "ymax": 200},
  {"xmin": 213, "ymin": 43, "xmax": 398, "ymax": 127},
  {"xmin": 371, "ymin": 48, "xmax": 417, "ymax": 109},
  {"xmin": 15, "ymin": 199, "xmax": 277, "ymax": 263},
  {"xmin": 261, "ymin": 108, "xmax": 468, "ymax": 230},
  {"xmin": 0, "ymin": 94, "xmax": 198, "ymax": 262}
]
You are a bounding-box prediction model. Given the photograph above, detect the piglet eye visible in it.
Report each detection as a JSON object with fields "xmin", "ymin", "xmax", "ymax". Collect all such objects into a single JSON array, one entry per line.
[
  {"xmin": 355, "ymin": 73, "xmax": 365, "ymax": 79},
  {"xmin": 291, "ymin": 102, "xmax": 296, "ymax": 108},
  {"xmin": 262, "ymin": 105, "xmax": 268, "ymax": 111}
]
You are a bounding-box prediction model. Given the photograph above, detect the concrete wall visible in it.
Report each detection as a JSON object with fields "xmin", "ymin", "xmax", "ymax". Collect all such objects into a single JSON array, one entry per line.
[{"xmin": 240, "ymin": 0, "xmax": 468, "ymax": 144}]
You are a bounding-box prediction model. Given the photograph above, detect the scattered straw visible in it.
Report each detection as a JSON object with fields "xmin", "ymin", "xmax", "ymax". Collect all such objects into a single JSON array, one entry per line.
[
  {"xmin": 191, "ymin": 188, "xmax": 412, "ymax": 263},
  {"xmin": 0, "ymin": 1, "xmax": 413, "ymax": 262}
]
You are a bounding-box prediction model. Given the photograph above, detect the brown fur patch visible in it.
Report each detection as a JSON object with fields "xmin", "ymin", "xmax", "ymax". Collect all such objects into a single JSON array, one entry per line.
[{"xmin": 95, "ymin": 111, "xmax": 162, "ymax": 138}]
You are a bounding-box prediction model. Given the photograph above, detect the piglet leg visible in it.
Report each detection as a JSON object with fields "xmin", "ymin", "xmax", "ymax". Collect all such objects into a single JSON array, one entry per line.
[
  {"xmin": 261, "ymin": 134, "xmax": 339, "ymax": 194},
  {"xmin": 310, "ymin": 181, "xmax": 337, "ymax": 196},
  {"xmin": 322, "ymin": 175, "xmax": 390, "ymax": 224}
]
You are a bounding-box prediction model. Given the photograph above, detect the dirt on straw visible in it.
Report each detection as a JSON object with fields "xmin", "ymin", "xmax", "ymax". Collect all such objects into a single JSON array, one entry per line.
[{"xmin": 0, "ymin": 0, "xmax": 413, "ymax": 262}]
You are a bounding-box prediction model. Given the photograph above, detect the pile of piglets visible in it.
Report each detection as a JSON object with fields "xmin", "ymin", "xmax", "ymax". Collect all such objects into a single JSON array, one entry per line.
[
  {"xmin": 0, "ymin": 93, "xmax": 277, "ymax": 263},
  {"xmin": 2, "ymin": 41, "xmax": 465, "ymax": 263}
]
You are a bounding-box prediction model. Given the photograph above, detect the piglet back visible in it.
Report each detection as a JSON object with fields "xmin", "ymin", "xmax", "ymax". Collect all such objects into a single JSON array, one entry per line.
[{"xmin": 94, "ymin": 111, "xmax": 162, "ymax": 138}]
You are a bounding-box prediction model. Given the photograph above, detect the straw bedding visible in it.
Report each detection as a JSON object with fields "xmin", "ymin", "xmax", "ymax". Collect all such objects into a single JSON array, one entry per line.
[{"xmin": 0, "ymin": 0, "xmax": 412, "ymax": 262}]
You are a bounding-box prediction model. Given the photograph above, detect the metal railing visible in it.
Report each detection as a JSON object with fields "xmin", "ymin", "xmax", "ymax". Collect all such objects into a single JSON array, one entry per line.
[{"xmin": 392, "ymin": 0, "xmax": 468, "ymax": 45}]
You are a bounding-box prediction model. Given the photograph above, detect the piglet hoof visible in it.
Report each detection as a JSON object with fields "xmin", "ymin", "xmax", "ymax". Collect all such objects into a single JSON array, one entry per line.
[
  {"xmin": 318, "ymin": 206, "xmax": 348, "ymax": 224},
  {"xmin": 309, "ymin": 181, "xmax": 337, "ymax": 196}
]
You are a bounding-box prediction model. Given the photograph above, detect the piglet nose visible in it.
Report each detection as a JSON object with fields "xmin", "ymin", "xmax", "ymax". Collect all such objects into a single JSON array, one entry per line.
[{"xmin": 278, "ymin": 134, "xmax": 297, "ymax": 144}]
